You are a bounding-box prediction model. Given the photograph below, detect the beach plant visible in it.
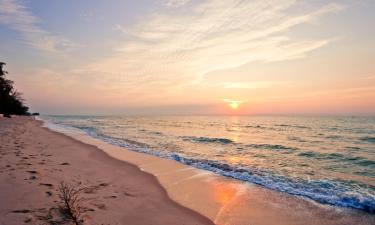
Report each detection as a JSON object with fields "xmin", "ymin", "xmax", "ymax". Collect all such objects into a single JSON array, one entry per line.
[{"xmin": 58, "ymin": 182, "xmax": 85, "ymax": 225}]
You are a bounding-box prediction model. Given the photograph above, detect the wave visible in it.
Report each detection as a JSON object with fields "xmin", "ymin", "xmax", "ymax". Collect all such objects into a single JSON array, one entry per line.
[
  {"xmin": 48, "ymin": 121, "xmax": 375, "ymax": 213},
  {"xmin": 181, "ymin": 136, "xmax": 234, "ymax": 144},
  {"xmin": 297, "ymin": 151, "xmax": 344, "ymax": 160},
  {"xmin": 326, "ymin": 135, "xmax": 342, "ymax": 140},
  {"xmin": 346, "ymin": 146, "xmax": 361, "ymax": 151},
  {"xmin": 170, "ymin": 155, "xmax": 375, "ymax": 213},
  {"xmin": 181, "ymin": 136, "xmax": 297, "ymax": 152},
  {"xmin": 242, "ymin": 125, "xmax": 266, "ymax": 129},
  {"xmin": 246, "ymin": 143, "xmax": 297, "ymax": 151},
  {"xmin": 275, "ymin": 124, "xmax": 310, "ymax": 129},
  {"xmin": 360, "ymin": 136, "xmax": 375, "ymax": 143},
  {"xmin": 288, "ymin": 136, "xmax": 307, "ymax": 143},
  {"xmin": 297, "ymin": 151, "xmax": 375, "ymax": 168}
]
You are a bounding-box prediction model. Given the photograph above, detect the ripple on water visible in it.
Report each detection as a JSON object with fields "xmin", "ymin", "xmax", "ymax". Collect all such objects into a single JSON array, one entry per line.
[
  {"xmin": 181, "ymin": 136, "xmax": 234, "ymax": 144},
  {"xmin": 360, "ymin": 136, "xmax": 375, "ymax": 143}
]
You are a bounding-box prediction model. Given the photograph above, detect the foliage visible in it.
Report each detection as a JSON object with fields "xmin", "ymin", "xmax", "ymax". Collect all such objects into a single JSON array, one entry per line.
[
  {"xmin": 0, "ymin": 62, "xmax": 29, "ymax": 115},
  {"xmin": 58, "ymin": 182, "xmax": 85, "ymax": 225}
]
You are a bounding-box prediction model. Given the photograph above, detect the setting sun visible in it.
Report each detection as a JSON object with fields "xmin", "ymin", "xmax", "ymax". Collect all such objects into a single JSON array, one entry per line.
[
  {"xmin": 223, "ymin": 99, "xmax": 243, "ymax": 110},
  {"xmin": 229, "ymin": 102, "xmax": 239, "ymax": 109}
]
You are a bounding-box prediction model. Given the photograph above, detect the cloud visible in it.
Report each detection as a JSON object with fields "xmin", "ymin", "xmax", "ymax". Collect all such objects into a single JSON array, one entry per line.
[
  {"xmin": 0, "ymin": 0, "xmax": 76, "ymax": 52},
  {"xmin": 113, "ymin": 24, "xmax": 127, "ymax": 33},
  {"xmin": 96, "ymin": 0, "xmax": 342, "ymax": 83},
  {"xmin": 223, "ymin": 98, "xmax": 244, "ymax": 103},
  {"xmin": 222, "ymin": 81, "xmax": 283, "ymax": 89},
  {"xmin": 164, "ymin": 0, "xmax": 191, "ymax": 8},
  {"xmin": 77, "ymin": 1, "xmax": 345, "ymax": 104}
]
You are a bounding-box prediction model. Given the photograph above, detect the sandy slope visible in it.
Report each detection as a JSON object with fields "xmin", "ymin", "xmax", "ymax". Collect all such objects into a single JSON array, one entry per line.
[{"xmin": 0, "ymin": 117, "xmax": 214, "ymax": 225}]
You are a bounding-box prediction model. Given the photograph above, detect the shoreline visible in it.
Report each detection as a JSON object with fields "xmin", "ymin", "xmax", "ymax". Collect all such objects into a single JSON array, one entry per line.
[
  {"xmin": 40, "ymin": 117, "xmax": 375, "ymax": 224},
  {"xmin": 1, "ymin": 117, "xmax": 374, "ymax": 225},
  {"xmin": 0, "ymin": 117, "xmax": 214, "ymax": 225},
  {"xmin": 42, "ymin": 116, "xmax": 374, "ymax": 213}
]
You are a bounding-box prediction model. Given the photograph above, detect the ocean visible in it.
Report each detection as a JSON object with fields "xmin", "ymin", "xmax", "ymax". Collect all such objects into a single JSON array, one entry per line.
[{"xmin": 42, "ymin": 115, "xmax": 375, "ymax": 213}]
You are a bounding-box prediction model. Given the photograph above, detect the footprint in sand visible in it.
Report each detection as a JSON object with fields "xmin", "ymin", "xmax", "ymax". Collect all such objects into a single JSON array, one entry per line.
[
  {"xmin": 11, "ymin": 209, "xmax": 31, "ymax": 213},
  {"xmin": 91, "ymin": 202, "xmax": 107, "ymax": 210},
  {"xmin": 39, "ymin": 183, "xmax": 54, "ymax": 188},
  {"xmin": 123, "ymin": 191, "xmax": 135, "ymax": 197},
  {"xmin": 99, "ymin": 182, "xmax": 109, "ymax": 187},
  {"xmin": 83, "ymin": 182, "xmax": 110, "ymax": 194},
  {"xmin": 104, "ymin": 195, "xmax": 118, "ymax": 199}
]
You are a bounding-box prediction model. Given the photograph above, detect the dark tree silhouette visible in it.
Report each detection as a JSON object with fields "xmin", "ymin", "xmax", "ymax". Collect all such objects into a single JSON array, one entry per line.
[
  {"xmin": 0, "ymin": 62, "xmax": 29, "ymax": 116},
  {"xmin": 0, "ymin": 62, "xmax": 6, "ymax": 76}
]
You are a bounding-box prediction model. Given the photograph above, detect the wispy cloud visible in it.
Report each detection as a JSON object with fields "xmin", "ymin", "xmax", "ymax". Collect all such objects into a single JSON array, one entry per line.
[
  {"xmin": 0, "ymin": 0, "xmax": 76, "ymax": 52},
  {"xmin": 164, "ymin": 0, "xmax": 191, "ymax": 8},
  {"xmin": 86, "ymin": 1, "xmax": 344, "ymax": 97},
  {"xmin": 43, "ymin": 0, "xmax": 345, "ymax": 108},
  {"xmin": 222, "ymin": 81, "xmax": 284, "ymax": 89}
]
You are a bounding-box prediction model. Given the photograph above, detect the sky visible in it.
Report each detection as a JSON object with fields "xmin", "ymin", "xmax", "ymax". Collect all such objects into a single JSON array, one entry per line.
[{"xmin": 0, "ymin": 0, "xmax": 374, "ymax": 115}]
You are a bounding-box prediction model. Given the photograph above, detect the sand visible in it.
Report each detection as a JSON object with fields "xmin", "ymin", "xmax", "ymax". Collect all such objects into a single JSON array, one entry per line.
[
  {"xmin": 1, "ymin": 117, "xmax": 374, "ymax": 225},
  {"xmin": 0, "ymin": 117, "xmax": 214, "ymax": 225}
]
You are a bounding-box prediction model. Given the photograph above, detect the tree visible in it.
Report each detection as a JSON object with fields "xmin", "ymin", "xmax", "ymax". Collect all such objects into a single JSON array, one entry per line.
[
  {"xmin": 0, "ymin": 62, "xmax": 6, "ymax": 76},
  {"xmin": 0, "ymin": 62, "xmax": 29, "ymax": 116}
]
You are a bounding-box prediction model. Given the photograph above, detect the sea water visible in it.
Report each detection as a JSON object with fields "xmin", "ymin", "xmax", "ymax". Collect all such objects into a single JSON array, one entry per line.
[{"xmin": 42, "ymin": 115, "xmax": 375, "ymax": 213}]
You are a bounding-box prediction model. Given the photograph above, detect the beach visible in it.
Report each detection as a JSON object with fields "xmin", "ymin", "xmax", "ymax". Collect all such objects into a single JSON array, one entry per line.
[
  {"xmin": 1, "ymin": 0, "xmax": 374, "ymax": 224},
  {"xmin": 0, "ymin": 117, "xmax": 213, "ymax": 225},
  {"xmin": 0, "ymin": 116, "xmax": 374, "ymax": 225}
]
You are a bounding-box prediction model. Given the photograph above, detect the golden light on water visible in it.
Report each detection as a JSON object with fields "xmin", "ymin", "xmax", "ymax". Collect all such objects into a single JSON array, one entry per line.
[{"xmin": 229, "ymin": 156, "xmax": 239, "ymax": 162}]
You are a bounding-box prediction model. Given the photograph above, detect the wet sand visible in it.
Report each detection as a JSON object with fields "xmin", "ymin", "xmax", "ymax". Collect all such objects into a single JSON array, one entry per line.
[
  {"xmin": 1, "ymin": 117, "xmax": 374, "ymax": 225},
  {"xmin": 0, "ymin": 117, "xmax": 213, "ymax": 225}
]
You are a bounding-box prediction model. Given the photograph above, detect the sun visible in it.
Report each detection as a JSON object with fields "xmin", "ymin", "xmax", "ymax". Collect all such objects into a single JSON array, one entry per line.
[
  {"xmin": 229, "ymin": 101, "xmax": 240, "ymax": 110},
  {"xmin": 223, "ymin": 99, "xmax": 243, "ymax": 110}
]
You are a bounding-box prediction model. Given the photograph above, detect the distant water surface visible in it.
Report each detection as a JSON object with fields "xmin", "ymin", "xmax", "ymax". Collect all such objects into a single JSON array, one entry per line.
[{"xmin": 43, "ymin": 115, "xmax": 375, "ymax": 213}]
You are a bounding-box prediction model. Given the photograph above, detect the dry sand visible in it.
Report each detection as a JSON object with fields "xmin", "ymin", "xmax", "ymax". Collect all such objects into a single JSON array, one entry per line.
[
  {"xmin": 1, "ymin": 117, "xmax": 374, "ymax": 225},
  {"xmin": 0, "ymin": 117, "xmax": 214, "ymax": 225}
]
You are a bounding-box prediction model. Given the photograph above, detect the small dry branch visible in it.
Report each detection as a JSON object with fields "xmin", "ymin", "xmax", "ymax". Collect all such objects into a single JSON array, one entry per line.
[{"xmin": 58, "ymin": 182, "xmax": 85, "ymax": 225}]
